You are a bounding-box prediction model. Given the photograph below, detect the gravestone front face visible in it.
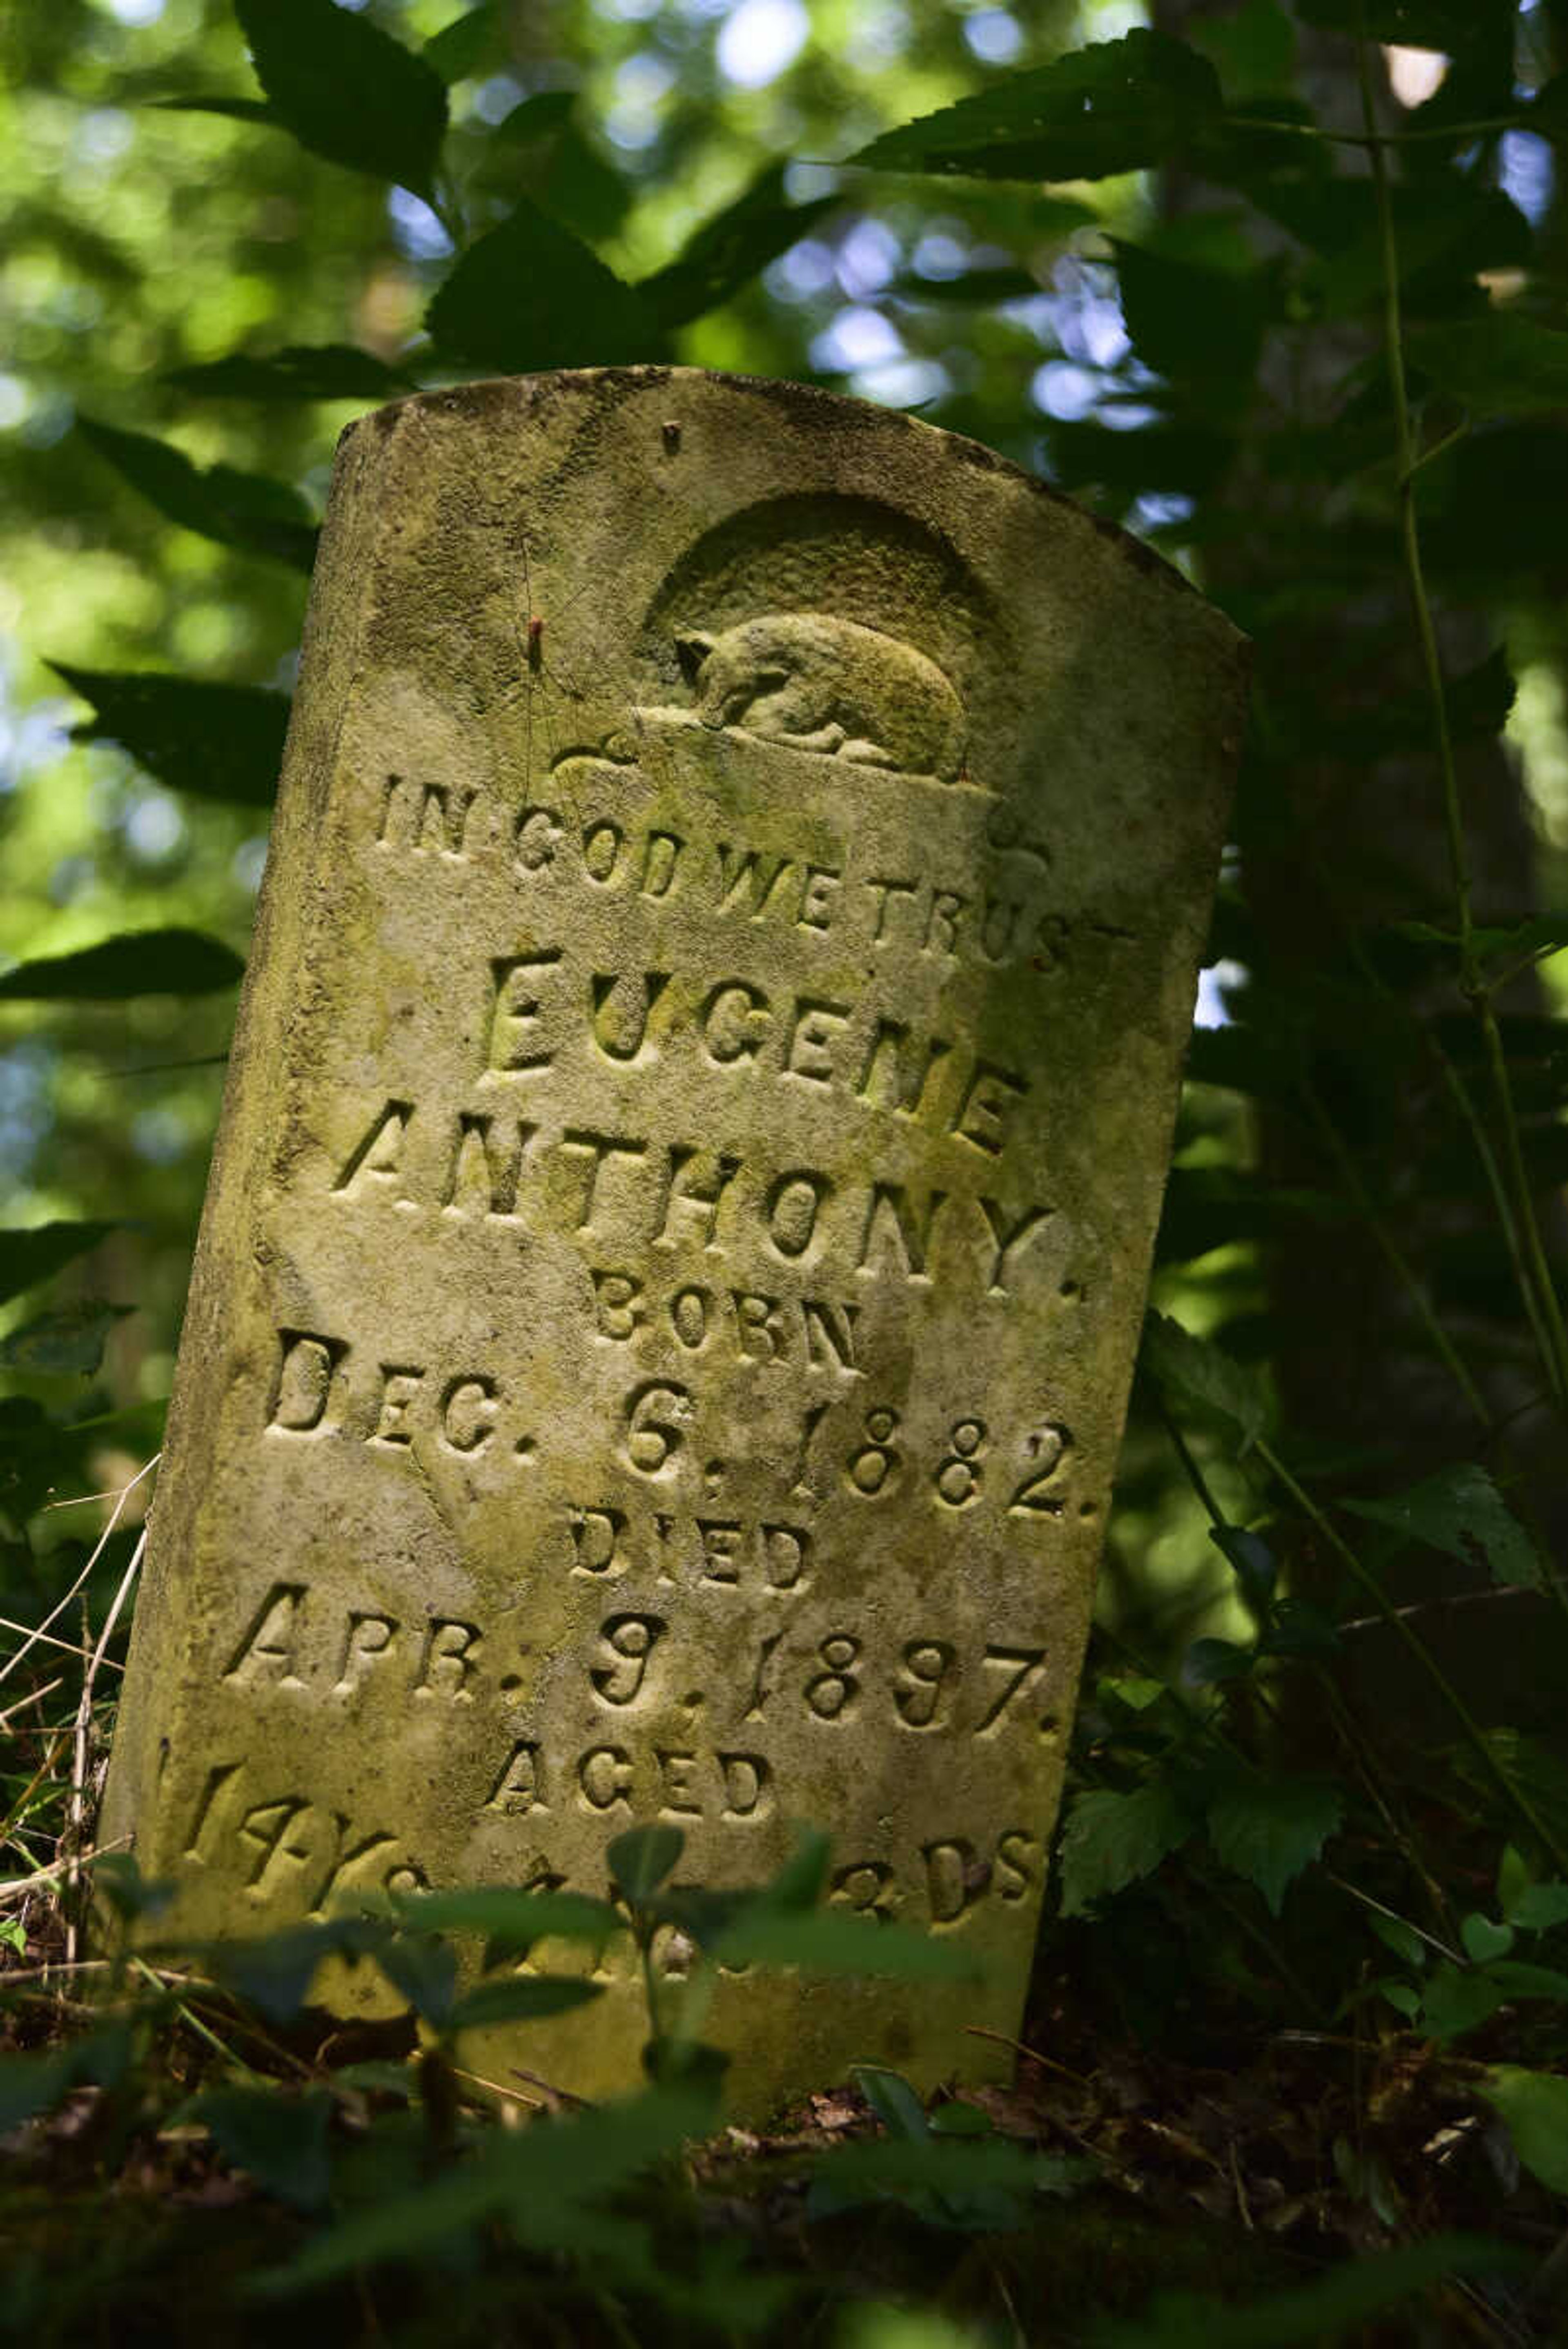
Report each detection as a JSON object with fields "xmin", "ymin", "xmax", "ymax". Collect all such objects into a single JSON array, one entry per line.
[{"xmin": 102, "ymin": 369, "xmax": 1244, "ymax": 2110}]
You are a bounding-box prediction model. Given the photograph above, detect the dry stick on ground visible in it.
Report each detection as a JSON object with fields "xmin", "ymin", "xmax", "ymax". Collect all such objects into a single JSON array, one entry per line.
[{"xmin": 64, "ymin": 1524, "xmax": 146, "ymax": 1966}]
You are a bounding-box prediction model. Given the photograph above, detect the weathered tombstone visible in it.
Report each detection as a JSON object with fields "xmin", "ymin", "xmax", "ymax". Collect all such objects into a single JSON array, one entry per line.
[{"xmin": 102, "ymin": 368, "xmax": 1244, "ymax": 2110}]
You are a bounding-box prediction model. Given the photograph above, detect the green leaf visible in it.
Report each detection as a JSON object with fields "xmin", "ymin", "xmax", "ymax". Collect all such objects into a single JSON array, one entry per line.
[
  {"xmin": 1110, "ymin": 237, "xmax": 1271, "ymax": 399},
  {"xmin": 189, "ymin": 2086, "xmax": 334, "ymax": 2211},
  {"xmin": 1182, "ymin": 1636, "xmax": 1256, "ymax": 1688},
  {"xmin": 49, "ymin": 665, "xmax": 289, "ymax": 809},
  {"xmin": 1378, "ymin": 1979, "xmax": 1422, "ymax": 2020},
  {"xmin": 374, "ymin": 1934, "xmax": 458, "ymax": 2027},
  {"xmin": 1370, "ymin": 1913, "xmax": 1428, "ymax": 1970},
  {"xmin": 199, "ymin": 1917, "xmax": 386, "ymax": 2024},
  {"xmin": 1091, "ymin": 2235, "xmax": 1525, "ymax": 2347},
  {"xmin": 1206, "ymin": 1775, "xmax": 1343, "ymax": 1915},
  {"xmin": 263, "ymin": 2087, "xmax": 714, "ymax": 2289},
  {"xmin": 637, "ymin": 163, "xmax": 837, "ymax": 329},
  {"xmin": 164, "ymin": 345, "xmax": 412, "ymax": 402},
  {"xmin": 0, "ymin": 1222, "xmax": 117, "ymax": 1309},
  {"xmin": 450, "ymin": 1975, "xmax": 604, "ymax": 2031},
  {"xmin": 805, "ymin": 2136, "xmax": 1087, "ymax": 2231},
  {"xmin": 426, "ymin": 199, "xmax": 654, "ymax": 372},
  {"xmin": 422, "ymin": 2, "xmax": 499, "ymax": 85},
  {"xmin": 607, "ymin": 1825, "xmax": 685, "ymax": 1903},
  {"xmin": 1209, "ymin": 1525, "xmax": 1277, "ymax": 1609},
  {"xmin": 78, "ymin": 419, "xmax": 318, "ymax": 571},
  {"xmin": 0, "ymin": 927, "xmax": 245, "ymax": 1000},
  {"xmin": 1479, "ymin": 1960, "xmax": 1568, "ymax": 2003},
  {"xmin": 235, "ymin": 0, "xmax": 448, "ymax": 198},
  {"xmin": 851, "ymin": 29, "xmax": 1223, "ymax": 183},
  {"xmin": 385, "ymin": 1886, "xmax": 624, "ymax": 1950},
  {"xmin": 855, "ymin": 2064, "xmax": 929, "ymax": 2141},
  {"xmin": 1420, "ymin": 1963, "xmax": 1510, "ymax": 2042},
  {"xmin": 1460, "ymin": 1913, "xmax": 1514, "ymax": 1964},
  {"xmin": 929, "ymin": 2100, "xmax": 992, "ymax": 2138},
  {"xmin": 153, "ymin": 95, "xmax": 278, "ymax": 123},
  {"xmin": 1344, "ymin": 1465, "xmax": 1542, "ymax": 1591},
  {"xmin": 1412, "ymin": 315, "xmax": 1568, "ymax": 418},
  {"xmin": 1483, "ymin": 2066, "xmax": 1568, "ymax": 2196},
  {"xmin": 714, "ymin": 1909, "xmax": 980, "ymax": 1980},
  {"xmin": 1141, "ymin": 1310, "xmax": 1266, "ymax": 1454},
  {"xmin": 1057, "ymin": 1782, "xmax": 1196, "ymax": 1918},
  {"xmin": 0, "ymin": 2028, "xmax": 131, "ymax": 2134},
  {"xmin": 1510, "ymin": 1883, "xmax": 1568, "ymax": 1935},
  {"xmin": 1296, "ymin": 0, "xmax": 1509, "ymax": 43},
  {"xmin": 0, "ymin": 1301, "xmax": 132, "ymax": 1377}
]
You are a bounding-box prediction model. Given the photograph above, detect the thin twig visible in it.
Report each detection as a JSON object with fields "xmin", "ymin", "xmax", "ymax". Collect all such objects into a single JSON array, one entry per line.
[
  {"xmin": 0, "ymin": 1454, "xmax": 158, "ymax": 1692},
  {"xmin": 64, "ymin": 1527, "xmax": 146, "ymax": 1966}
]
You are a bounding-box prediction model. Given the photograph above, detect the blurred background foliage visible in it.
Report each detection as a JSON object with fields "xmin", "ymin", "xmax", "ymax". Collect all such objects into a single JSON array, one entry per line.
[{"xmin": 3, "ymin": 0, "xmax": 1568, "ymax": 1709}]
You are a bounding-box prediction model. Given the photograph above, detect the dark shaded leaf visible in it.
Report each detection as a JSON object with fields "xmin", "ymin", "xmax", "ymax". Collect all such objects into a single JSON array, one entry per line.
[
  {"xmin": 852, "ymin": 30, "xmax": 1223, "ymax": 183},
  {"xmin": 1058, "ymin": 1783, "xmax": 1196, "ymax": 1917},
  {"xmin": 387, "ymin": 1886, "xmax": 624, "ymax": 1949},
  {"xmin": 855, "ymin": 2065, "xmax": 928, "ymax": 2140},
  {"xmin": 422, "ymin": 3, "xmax": 498, "ymax": 85},
  {"xmin": 1412, "ymin": 315, "xmax": 1568, "ymax": 417},
  {"xmin": 1258, "ymin": 1598, "xmax": 1340, "ymax": 1659},
  {"xmin": 1090, "ymin": 2235, "xmax": 1526, "ymax": 2347},
  {"xmin": 426, "ymin": 198, "xmax": 654, "ymax": 371},
  {"xmin": 0, "ymin": 1302, "xmax": 132, "ymax": 1376},
  {"xmin": 78, "ymin": 419, "xmax": 317, "ymax": 570},
  {"xmin": 608, "ymin": 1825, "xmax": 685, "ymax": 1903},
  {"xmin": 0, "ymin": 1222, "xmax": 117, "ymax": 1309},
  {"xmin": 0, "ymin": 927, "xmax": 244, "ymax": 1000},
  {"xmin": 1344, "ymin": 1465, "xmax": 1541, "ymax": 1590},
  {"xmin": 235, "ymin": 0, "xmax": 448, "ymax": 198},
  {"xmin": 153, "ymin": 96, "xmax": 278, "ymax": 122},
  {"xmin": 198, "ymin": 1918, "xmax": 387, "ymax": 2024},
  {"xmin": 0, "ymin": 2028, "xmax": 132, "ymax": 2134},
  {"xmin": 164, "ymin": 345, "xmax": 412, "ymax": 402},
  {"xmin": 1206, "ymin": 1774, "xmax": 1344, "ymax": 1914},
  {"xmin": 1142, "ymin": 1310, "xmax": 1267, "ymax": 1452},
  {"xmin": 806, "ymin": 2135, "xmax": 1087, "ymax": 2230},
  {"xmin": 638, "ymin": 163, "xmax": 837, "ymax": 328},
  {"xmin": 374, "ymin": 1934, "xmax": 458, "ymax": 2027},
  {"xmin": 1296, "ymin": 0, "xmax": 1509, "ymax": 42},
  {"xmin": 451, "ymin": 1975, "xmax": 603, "ymax": 2030},
  {"xmin": 189, "ymin": 2086, "xmax": 334, "ymax": 2211},
  {"xmin": 1111, "ymin": 237, "xmax": 1272, "ymax": 397},
  {"xmin": 1182, "ymin": 1636, "xmax": 1256, "ymax": 1688},
  {"xmin": 1156, "ymin": 1167, "xmax": 1349, "ymax": 1267},
  {"xmin": 1209, "ymin": 1525, "xmax": 1278, "ymax": 1608},
  {"xmin": 49, "ymin": 664, "xmax": 289, "ymax": 809}
]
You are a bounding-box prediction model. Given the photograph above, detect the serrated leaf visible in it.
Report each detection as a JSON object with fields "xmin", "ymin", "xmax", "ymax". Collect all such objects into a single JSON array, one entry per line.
[
  {"xmin": 1344, "ymin": 1465, "xmax": 1541, "ymax": 1591},
  {"xmin": 0, "ymin": 927, "xmax": 244, "ymax": 1000},
  {"xmin": 0, "ymin": 1222, "xmax": 117, "ymax": 1309},
  {"xmin": 1057, "ymin": 1782, "xmax": 1196, "ymax": 1918},
  {"xmin": 450, "ymin": 1975, "xmax": 603, "ymax": 2031},
  {"xmin": 715, "ymin": 1909, "xmax": 979, "ymax": 1980},
  {"xmin": 0, "ymin": 1301, "xmax": 132, "ymax": 1376},
  {"xmin": 1484, "ymin": 2066, "xmax": 1568, "ymax": 2195},
  {"xmin": 852, "ymin": 29, "xmax": 1223, "ymax": 183},
  {"xmin": 190, "ymin": 2086, "xmax": 334, "ymax": 2211},
  {"xmin": 1412, "ymin": 315, "xmax": 1568, "ymax": 418},
  {"xmin": 78, "ymin": 419, "xmax": 317, "ymax": 571},
  {"xmin": 235, "ymin": 0, "xmax": 448, "ymax": 198},
  {"xmin": 1142, "ymin": 1310, "xmax": 1266, "ymax": 1453},
  {"xmin": 50, "ymin": 665, "xmax": 289, "ymax": 809},
  {"xmin": 1206, "ymin": 1775, "xmax": 1343, "ymax": 1915},
  {"xmin": 637, "ymin": 163, "xmax": 837, "ymax": 329},
  {"xmin": 426, "ymin": 198, "xmax": 654, "ymax": 372},
  {"xmin": 164, "ymin": 345, "xmax": 412, "ymax": 402}
]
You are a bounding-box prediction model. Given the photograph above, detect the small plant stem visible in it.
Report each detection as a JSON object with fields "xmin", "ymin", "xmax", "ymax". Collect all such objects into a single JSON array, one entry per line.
[
  {"xmin": 1298, "ymin": 1080, "xmax": 1492, "ymax": 1432},
  {"xmin": 1257, "ymin": 1436, "xmax": 1568, "ymax": 1874},
  {"xmin": 1435, "ymin": 1049, "xmax": 1561, "ymax": 1402},
  {"xmin": 1359, "ymin": 29, "xmax": 1568, "ymax": 1419},
  {"xmin": 1154, "ymin": 1396, "xmax": 1229, "ymax": 1532}
]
